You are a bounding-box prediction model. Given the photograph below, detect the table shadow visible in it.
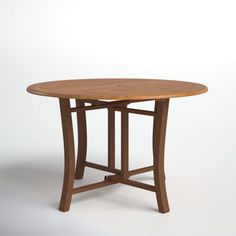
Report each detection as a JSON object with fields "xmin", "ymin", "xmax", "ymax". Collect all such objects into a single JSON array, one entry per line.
[{"xmin": 0, "ymin": 154, "xmax": 156, "ymax": 212}]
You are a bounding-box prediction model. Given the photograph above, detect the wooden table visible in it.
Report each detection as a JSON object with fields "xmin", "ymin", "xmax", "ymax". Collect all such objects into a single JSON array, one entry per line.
[{"xmin": 27, "ymin": 79, "xmax": 208, "ymax": 213}]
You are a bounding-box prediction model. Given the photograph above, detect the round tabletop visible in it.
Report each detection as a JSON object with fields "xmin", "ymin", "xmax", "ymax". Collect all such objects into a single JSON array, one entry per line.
[{"xmin": 27, "ymin": 79, "xmax": 208, "ymax": 100}]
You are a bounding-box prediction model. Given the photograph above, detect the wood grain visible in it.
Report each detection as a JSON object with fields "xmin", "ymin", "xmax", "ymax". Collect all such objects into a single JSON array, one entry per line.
[
  {"xmin": 27, "ymin": 78, "xmax": 208, "ymax": 100},
  {"xmin": 28, "ymin": 79, "xmax": 208, "ymax": 213},
  {"xmin": 121, "ymin": 104, "xmax": 129, "ymax": 179},
  {"xmin": 74, "ymin": 100, "xmax": 87, "ymax": 180},
  {"xmin": 59, "ymin": 98, "xmax": 75, "ymax": 212},
  {"xmin": 108, "ymin": 108, "xmax": 115, "ymax": 169},
  {"xmin": 153, "ymin": 99, "xmax": 170, "ymax": 213}
]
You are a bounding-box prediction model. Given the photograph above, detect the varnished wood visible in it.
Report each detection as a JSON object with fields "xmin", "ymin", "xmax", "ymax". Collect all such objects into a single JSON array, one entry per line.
[
  {"xmin": 72, "ymin": 179, "xmax": 117, "ymax": 194},
  {"xmin": 121, "ymin": 179, "xmax": 155, "ymax": 192},
  {"xmin": 59, "ymin": 99, "xmax": 75, "ymax": 212},
  {"xmin": 114, "ymin": 107, "xmax": 156, "ymax": 116},
  {"xmin": 70, "ymin": 100, "xmax": 131, "ymax": 112},
  {"xmin": 153, "ymin": 99, "xmax": 170, "ymax": 213},
  {"xmin": 128, "ymin": 166, "xmax": 153, "ymax": 176},
  {"xmin": 27, "ymin": 78, "xmax": 208, "ymax": 213},
  {"xmin": 27, "ymin": 78, "xmax": 208, "ymax": 100},
  {"xmin": 106, "ymin": 175, "xmax": 155, "ymax": 192},
  {"xmin": 84, "ymin": 161, "xmax": 120, "ymax": 174},
  {"xmin": 121, "ymin": 105, "xmax": 129, "ymax": 179},
  {"xmin": 78, "ymin": 99, "xmax": 148, "ymax": 106},
  {"xmin": 72, "ymin": 102, "xmax": 156, "ymax": 116},
  {"xmin": 75, "ymin": 100, "xmax": 87, "ymax": 179},
  {"xmin": 108, "ymin": 108, "xmax": 115, "ymax": 169},
  {"xmin": 81, "ymin": 161, "xmax": 152, "ymax": 176}
]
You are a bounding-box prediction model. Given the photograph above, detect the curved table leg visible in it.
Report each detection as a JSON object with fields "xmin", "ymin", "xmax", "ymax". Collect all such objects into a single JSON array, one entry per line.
[
  {"xmin": 59, "ymin": 98, "xmax": 75, "ymax": 212},
  {"xmin": 153, "ymin": 99, "xmax": 170, "ymax": 213},
  {"xmin": 75, "ymin": 100, "xmax": 87, "ymax": 179}
]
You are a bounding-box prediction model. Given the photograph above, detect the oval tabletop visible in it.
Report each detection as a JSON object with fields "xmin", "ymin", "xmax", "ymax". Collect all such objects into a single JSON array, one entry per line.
[{"xmin": 27, "ymin": 79, "xmax": 208, "ymax": 100}]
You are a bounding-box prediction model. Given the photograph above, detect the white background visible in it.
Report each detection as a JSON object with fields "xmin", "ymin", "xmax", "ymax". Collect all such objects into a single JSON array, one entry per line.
[{"xmin": 0, "ymin": 0, "xmax": 236, "ymax": 235}]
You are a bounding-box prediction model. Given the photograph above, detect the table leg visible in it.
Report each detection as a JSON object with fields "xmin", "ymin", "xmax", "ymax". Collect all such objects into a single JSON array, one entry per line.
[
  {"xmin": 153, "ymin": 99, "xmax": 170, "ymax": 213},
  {"xmin": 57, "ymin": 98, "xmax": 170, "ymax": 212},
  {"xmin": 121, "ymin": 105, "xmax": 129, "ymax": 179},
  {"xmin": 108, "ymin": 108, "xmax": 115, "ymax": 169},
  {"xmin": 59, "ymin": 98, "xmax": 75, "ymax": 212},
  {"xmin": 75, "ymin": 100, "xmax": 87, "ymax": 179}
]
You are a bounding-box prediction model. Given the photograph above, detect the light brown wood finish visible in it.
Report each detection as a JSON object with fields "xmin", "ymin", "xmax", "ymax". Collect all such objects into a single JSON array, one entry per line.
[
  {"xmin": 59, "ymin": 98, "xmax": 75, "ymax": 212},
  {"xmin": 27, "ymin": 78, "xmax": 208, "ymax": 213},
  {"xmin": 27, "ymin": 78, "xmax": 208, "ymax": 100},
  {"xmin": 153, "ymin": 99, "xmax": 170, "ymax": 213},
  {"xmin": 75, "ymin": 100, "xmax": 87, "ymax": 179}
]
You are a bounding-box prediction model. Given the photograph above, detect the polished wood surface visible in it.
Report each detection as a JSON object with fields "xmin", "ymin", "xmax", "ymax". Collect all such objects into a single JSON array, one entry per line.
[
  {"xmin": 56, "ymin": 98, "xmax": 173, "ymax": 213},
  {"xmin": 27, "ymin": 78, "xmax": 207, "ymax": 100},
  {"xmin": 121, "ymin": 104, "xmax": 129, "ymax": 180},
  {"xmin": 153, "ymin": 99, "xmax": 170, "ymax": 213},
  {"xmin": 108, "ymin": 108, "xmax": 115, "ymax": 169},
  {"xmin": 74, "ymin": 100, "xmax": 87, "ymax": 180},
  {"xmin": 58, "ymin": 99, "xmax": 75, "ymax": 212},
  {"xmin": 27, "ymin": 78, "xmax": 208, "ymax": 213}
]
